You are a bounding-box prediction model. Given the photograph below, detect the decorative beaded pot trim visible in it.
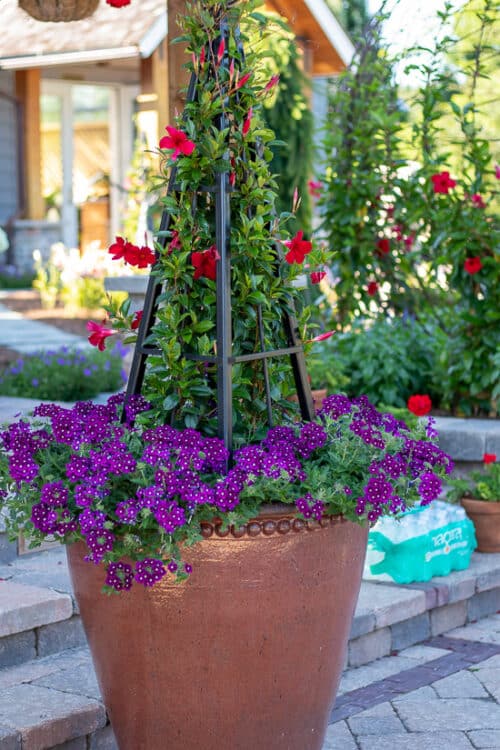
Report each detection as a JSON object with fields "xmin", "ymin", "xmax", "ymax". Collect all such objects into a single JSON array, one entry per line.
[{"xmin": 200, "ymin": 513, "xmax": 346, "ymax": 539}]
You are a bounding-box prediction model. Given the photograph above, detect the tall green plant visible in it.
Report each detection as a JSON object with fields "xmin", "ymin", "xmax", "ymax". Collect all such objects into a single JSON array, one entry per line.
[{"xmin": 318, "ymin": 1, "xmax": 499, "ymax": 416}]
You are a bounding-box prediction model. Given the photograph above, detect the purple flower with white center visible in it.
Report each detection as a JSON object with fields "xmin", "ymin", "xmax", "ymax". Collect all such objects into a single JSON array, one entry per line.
[
  {"xmin": 153, "ymin": 501, "xmax": 186, "ymax": 533},
  {"xmin": 296, "ymin": 493, "xmax": 324, "ymax": 520},
  {"xmin": 319, "ymin": 394, "xmax": 351, "ymax": 419},
  {"xmin": 136, "ymin": 485, "xmax": 162, "ymax": 509},
  {"xmin": 74, "ymin": 483, "xmax": 107, "ymax": 509},
  {"xmin": 78, "ymin": 509, "xmax": 107, "ymax": 534},
  {"xmin": 8, "ymin": 452, "xmax": 39, "ymax": 483},
  {"xmin": 418, "ymin": 471, "xmax": 443, "ymax": 505},
  {"xmin": 134, "ymin": 558, "xmax": 166, "ymax": 587},
  {"xmin": 115, "ymin": 500, "xmax": 139, "ymax": 524},
  {"xmin": 425, "ymin": 417, "xmax": 439, "ymax": 439},
  {"xmin": 31, "ymin": 502, "xmax": 59, "ymax": 533},
  {"xmin": 234, "ymin": 445, "xmax": 264, "ymax": 475},
  {"xmin": 106, "ymin": 561, "xmax": 134, "ymax": 591},
  {"xmin": 66, "ymin": 456, "xmax": 92, "ymax": 481},
  {"xmin": 184, "ymin": 563, "xmax": 193, "ymax": 574},
  {"xmin": 167, "ymin": 560, "xmax": 178, "ymax": 573},
  {"xmin": 296, "ymin": 422, "xmax": 327, "ymax": 458},
  {"xmin": 363, "ymin": 476, "xmax": 393, "ymax": 504},
  {"xmin": 84, "ymin": 528, "xmax": 115, "ymax": 564},
  {"xmin": 41, "ymin": 481, "xmax": 68, "ymax": 508}
]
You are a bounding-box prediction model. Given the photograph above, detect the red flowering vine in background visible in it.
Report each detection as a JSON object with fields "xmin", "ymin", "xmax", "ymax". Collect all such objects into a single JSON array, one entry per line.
[
  {"xmin": 431, "ymin": 171, "xmax": 456, "ymax": 194},
  {"xmin": 483, "ymin": 453, "xmax": 497, "ymax": 464},
  {"xmin": 108, "ymin": 236, "xmax": 129, "ymax": 261},
  {"xmin": 308, "ymin": 180, "xmax": 323, "ymax": 198},
  {"xmin": 471, "ymin": 193, "xmax": 486, "ymax": 208},
  {"xmin": 106, "ymin": 0, "xmax": 131, "ymax": 6},
  {"xmin": 86, "ymin": 321, "xmax": 116, "ymax": 351},
  {"xmin": 159, "ymin": 126, "xmax": 196, "ymax": 159},
  {"xmin": 310, "ymin": 271, "xmax": 326, "ymax": 284},
  {"xmin": 107, "ymin": 236, "xmax": 155, "ymax": 268},
  {"xmin": 407, "ymin": 394, "xmax": 432, "ymax": 416},
  {"xmin": 464, "ymin": 257, "xmax": 482, "ymax": 275},
  {"xmin": 192, "ymin": 245, "xmax": 220, "ymax": 281},
  {"xmin": 367, "ymin": 281, "xmax": 378, "ymax": 296},
  {"xmin": 376, "ymin": 238, "xmax": 390, "ymax": 255},
  {"xmin": 283, "ymin": 231, "xmax": 312, "ymax": 264},
  {"xmin": 131, "ymin": 310, "xmax": 143, "ymax": 330}
]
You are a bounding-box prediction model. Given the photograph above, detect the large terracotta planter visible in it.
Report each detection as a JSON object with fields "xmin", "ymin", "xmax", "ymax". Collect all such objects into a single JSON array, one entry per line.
[
  {"xmin": 67, "ymin": 506, "xmax": 368, "ymax": 750},
  {"xmin": 461, "ymin": 497, "xmax": 500, "ymax": 552}
]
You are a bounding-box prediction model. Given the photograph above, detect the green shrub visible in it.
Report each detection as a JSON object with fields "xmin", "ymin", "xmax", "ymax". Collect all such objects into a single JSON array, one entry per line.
[
  {"xmin": 0, "ymin": 266, "xmax": 35, "ymax": 290},
  {"xmin": 310, "ymin": 318, "xmax": 441, "ymax": 408},
  {"xmin": 0, "ymin": 343, "xmax": 127, "ymax": 402}
]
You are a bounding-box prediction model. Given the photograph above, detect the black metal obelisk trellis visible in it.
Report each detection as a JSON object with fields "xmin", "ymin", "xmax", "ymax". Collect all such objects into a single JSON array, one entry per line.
[{"xmin": 123, "ymin": 14, "xmax": 315, "ymax": 457}]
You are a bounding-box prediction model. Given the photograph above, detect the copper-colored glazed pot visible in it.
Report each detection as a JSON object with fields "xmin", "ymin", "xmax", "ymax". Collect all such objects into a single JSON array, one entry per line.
[
  {"xmin": 67, "ymin": 506, "xmax": 368, "ymax": 750},
  {"xmin": 289, "ymin": 389, "xmax": 328, "ymax": 413},
  {"xmin": 461, "ymin": 497, "xmax": 500, "ymax": 552}
]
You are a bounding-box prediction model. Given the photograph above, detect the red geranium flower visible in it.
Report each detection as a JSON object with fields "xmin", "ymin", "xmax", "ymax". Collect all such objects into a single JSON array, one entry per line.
[
  {"xmin": 407, "ymin": 394, "xmax": 432, "ymax": 416},
  {"xmin": 284, "ymin": 230, "xmax": 312, "ymax": 264},
  {"xmin": 376, "ymin": 238, "xmax": 391, "ymax": 255},
  {"xmin": 471, "ymin": 193, "xmax": 486, "ymax": 208},
  {"xmin": 310, "ymin": 271, "xmax": 326, "ymax": 284},
  {"xmin": 192, "ymin": 245, "xmax": 220, "ymax": 281},
  {"xmin": 431, "ymin": 171, "xmax": 456, "ymax": 194},
  {"xmin": 87, "ymin": 321, "xmax": 116, "ymax": 351},
  {"xmin": 131, "ymin": 310, "xmax": 143, "ymax": 330},
  {"xmin": 464, "ymin": 257, "xmax": 482, "ymax": 275},
  {"xmin": 159, "ymin": 126, "xmax": 196, "ymax": 159},
  {"xmin": 483, "ymin": 453, "xmax": 497, "ymax": 464},
  {"xmin": 106, "ymin": 0, "xmax": 131, "ymax": 6},
  {"xmin": 367, "ymin": 281, "xmax": 378, "ymax": 296}
]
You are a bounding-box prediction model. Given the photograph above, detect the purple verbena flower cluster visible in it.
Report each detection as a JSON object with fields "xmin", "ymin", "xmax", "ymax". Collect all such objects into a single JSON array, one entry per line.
[{"xmin": 0, "ymin": 393, "xmax": 453, "ymax": 592}]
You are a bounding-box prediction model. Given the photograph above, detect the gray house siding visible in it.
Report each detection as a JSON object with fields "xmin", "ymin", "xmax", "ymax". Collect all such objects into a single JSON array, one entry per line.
[{"xmin": 0, "ymin": 70, "xmax": 20, "ymax": 226}]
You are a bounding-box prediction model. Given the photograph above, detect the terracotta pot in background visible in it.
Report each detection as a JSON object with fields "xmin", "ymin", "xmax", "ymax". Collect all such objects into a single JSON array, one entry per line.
[
  {"xmin": 461, "ymin": 497, "xmax": 500, "ymax": 552},
  {"xmin": 289, "ymin": 388, "xmax": 328, "ymax": 413},
  {"xmin": 67, "ymin": 505, "xmax": 368, "ymax": 750}
]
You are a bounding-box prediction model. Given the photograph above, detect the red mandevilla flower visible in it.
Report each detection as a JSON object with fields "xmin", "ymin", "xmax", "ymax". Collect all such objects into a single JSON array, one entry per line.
[
  {"xmin": 236, "ymin": 72, "xmax": 252, "ymax": 90},
  {"xmin": 264, "ymin": 74, "xmax": 280, "ymax": 92},
  {"xmin": 131, "ymin": 310, "xmax": 143, "ymax": 330},
  {"xmin": 483, "ymin": 453, "xmax": 497, "ymax": 464},
  {"xmin": 471, "ymin": 193, "xmax": 486, "ymax": 208},
  {"xmin": 307, "ymin": 331, "xmax": 335, "ymax": 343},
  {"xmin": 284, "ymin": 230, "xmax": 312, "ymax": 264},
  {"xmin": 86, "ymin": 321, "xmax": 116, "ymax": 352},
  {"xmin": 168, "ymin": 230, "xmax": 181, "ymax": 254},
  {"xmin": 464, "ymin": 257, "xmax": 482, "ymax": 275},
  {"xmin": 407, "ymin": 394, "xmax": 432, "ymax": 417},
  {"xmin": 159, "ymin": 126, "xmax": 196, "ymax": 159},
  {"xmin": 376, "ymin": 238, "xmax": 391, "ymax": 255},
  {"xmin": 308, "ymin": 180, "xmax": 322, "ymax": 198},
  {"xmin": 124, "ymin": 244, "xmax": 156, "ymax": 269},
  {"xmin": 106, "ymin": 0, "xmax": 131, "ymax": 6},
  {"xmin": 367, "ymin": 281, "xmax": 378, "ymax": 296},
  {"xmin": 431, "ymin": 171, "xmax": 457, "ymax": 194},
  {"xmin": 108, "ymin": 236, "xmax": 130, "ymax": 261},
  {"xmin": 191, "ymin": 245, "xmax": 220, "ymax": 281},
  {"xmin": 310, "ymin": 271, "xmax": 326, "ymax": 284}
]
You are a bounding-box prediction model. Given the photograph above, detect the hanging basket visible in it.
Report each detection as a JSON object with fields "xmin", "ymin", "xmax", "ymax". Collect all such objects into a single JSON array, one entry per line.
[{"xmin": 18, "ymin": 0, "xmax": 100, "ymax": 22}]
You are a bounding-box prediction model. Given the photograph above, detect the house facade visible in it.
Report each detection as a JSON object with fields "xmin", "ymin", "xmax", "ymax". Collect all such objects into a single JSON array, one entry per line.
[{"xmin": 0, "ymin": 0, "xmax": 353, "ymax": 271}]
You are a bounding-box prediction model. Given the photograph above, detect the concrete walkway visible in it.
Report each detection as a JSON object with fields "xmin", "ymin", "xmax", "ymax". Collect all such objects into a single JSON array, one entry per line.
[{"xmin": 0, "ymin": 301, "xmax": 86, "ymax": 355}]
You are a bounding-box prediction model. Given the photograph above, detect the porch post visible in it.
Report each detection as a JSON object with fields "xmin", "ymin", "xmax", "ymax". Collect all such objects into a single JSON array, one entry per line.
[
  {"xmin": 15, "ymin": 68, "xmax": 45, "ymax": 220},
  {"xmin": 167, "ymin": 0, "xmax": 191, "ymax": 122}
]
